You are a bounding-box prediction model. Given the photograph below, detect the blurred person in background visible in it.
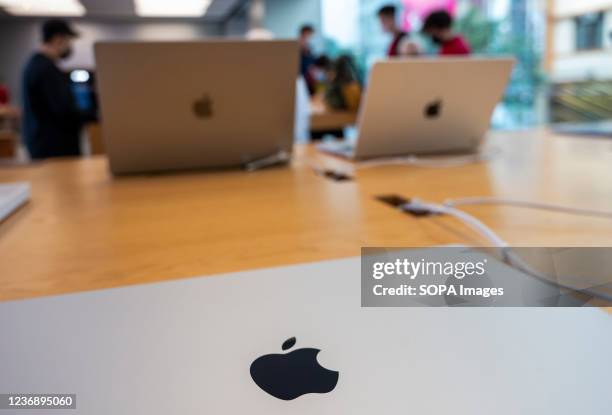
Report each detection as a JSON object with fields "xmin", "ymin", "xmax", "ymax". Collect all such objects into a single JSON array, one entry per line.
[
  {"xmin": 378, "ymin": 5, "xmax": 420, "ymax": 58},
  {"xmin": 422, "ymin": 10, "xmax": 471, "ymax": 56},
  {"xmin": 299, "ymin": 24, "xmax": 318, "ymax": 96},
  {"xmin": 322, "ymin": 55, "xmax": 362, "ymax": 112},
  {"xmin": 22, "ymin": 19, "xmax": 95, "ymax": 160},
  {"xmin": 312, "ymin": 55, "xmax": 331, "ymax": 92},
  {"xmin": 310, "ymin": 55, "xmax": 362, "ymax": 140}
]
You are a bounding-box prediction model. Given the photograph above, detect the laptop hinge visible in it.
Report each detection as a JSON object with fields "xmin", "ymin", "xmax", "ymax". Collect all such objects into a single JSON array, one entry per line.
[{"xmin": 245, "ymin": 150, "xmax": 291, "ymax": 172}]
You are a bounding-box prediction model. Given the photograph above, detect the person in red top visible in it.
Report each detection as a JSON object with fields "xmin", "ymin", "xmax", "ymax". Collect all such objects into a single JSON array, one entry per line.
[
  {"xmin": 377, "ymin": 5, "xmax": 409, "ymax": 58},
  {"xmin": 422, "ymin": 10, "xmax": 472, "ymax": 56}
]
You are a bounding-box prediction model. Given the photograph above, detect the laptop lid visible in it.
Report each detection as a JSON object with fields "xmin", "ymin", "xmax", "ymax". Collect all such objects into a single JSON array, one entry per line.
[
  {"xmin": 95, "ymin": 40, "xmax": 299, "ymax": 175},
  {"xmin": 1, "ymin": 252, "xmax": 610, "ymax": 414},
  {"xmin": 354, "ymin": 58, "xmax": 514, "ymax": 159}
]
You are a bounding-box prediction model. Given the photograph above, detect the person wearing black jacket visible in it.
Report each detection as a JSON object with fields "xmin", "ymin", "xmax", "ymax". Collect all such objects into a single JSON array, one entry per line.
[{"xmin": 22, "ymin": 19, "xmax": 93, "ymax": 160}]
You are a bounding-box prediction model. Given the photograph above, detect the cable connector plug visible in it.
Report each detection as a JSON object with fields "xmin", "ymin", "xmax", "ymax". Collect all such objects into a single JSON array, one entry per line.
[
  {"xmin": 376, "ymin": 195, "xmax": 441, "ymax": 217},
  {"xmin": 399, "ymin": 198, "xmax": 445, "ymax": 217}
]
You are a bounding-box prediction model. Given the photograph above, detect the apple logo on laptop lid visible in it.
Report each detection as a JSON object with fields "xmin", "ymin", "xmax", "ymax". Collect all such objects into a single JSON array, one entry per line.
[
  {"xmin": 424, "ymin": 99, "xmax": 443, "ymax": 119},
  {"xmin": 250, "ymin": 337, "xmax": 339, "ymax": 401},
  {"xmin": 193, "ymin": 94, "xmax": 214, "ymax": 119}
]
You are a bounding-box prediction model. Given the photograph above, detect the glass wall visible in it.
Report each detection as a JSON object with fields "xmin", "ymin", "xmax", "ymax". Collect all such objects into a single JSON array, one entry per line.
[
  {"xmin": 320, "ymin": 0, "xmax": 547, "ymax": 130},
  {"xmin": 549, "ymin": 0, "xmax": 612, "ymax": 127}
]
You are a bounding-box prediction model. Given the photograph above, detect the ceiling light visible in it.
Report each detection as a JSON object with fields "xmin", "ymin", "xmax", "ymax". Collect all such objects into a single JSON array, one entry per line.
[
  {"xmin": 0, "ymin": 0, "xmax": 85, "ymax": 16},
  {"xmin": 134, "ymin": 0, "xmax": 213, "ymax": 17}
]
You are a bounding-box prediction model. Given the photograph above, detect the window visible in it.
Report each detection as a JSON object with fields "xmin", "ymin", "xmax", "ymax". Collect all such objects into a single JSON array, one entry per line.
[{"xmin": 575, "ymin": 12, "xmax": 604, "ymax": 51}]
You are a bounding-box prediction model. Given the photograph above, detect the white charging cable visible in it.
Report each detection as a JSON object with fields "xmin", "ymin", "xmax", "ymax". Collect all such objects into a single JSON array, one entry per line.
[
  {"xmin": 403, "ymin": 199, "xmax": 509, "ymax": 248},
  {"xmin": 400, "ymin": 198, "xmax": 612, "ymax": 303},
  {"xmin": 444, "ymin": 197, "xmax": 612, "ymax": 220}
]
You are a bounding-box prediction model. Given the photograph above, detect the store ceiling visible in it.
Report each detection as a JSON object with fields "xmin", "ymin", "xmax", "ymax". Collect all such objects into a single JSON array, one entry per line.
[{"xmin": 0, "ymin": 0, "xmax": 247, "ymax": 20}]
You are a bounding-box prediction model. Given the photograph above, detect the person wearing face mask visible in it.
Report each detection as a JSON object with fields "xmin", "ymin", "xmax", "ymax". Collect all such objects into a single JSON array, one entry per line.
[
  {"xmin": 22, "ymin": 19, "xmax": 91, "ymax": 159},
  {"xmin": 422, "ymin": 10, "xmax": 471, "ymax": 56}
]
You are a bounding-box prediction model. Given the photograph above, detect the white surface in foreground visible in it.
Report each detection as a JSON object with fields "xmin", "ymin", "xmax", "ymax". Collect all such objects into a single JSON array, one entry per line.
[
  {"xmin": 0, "ymin": 255, "xmax": 610, "ymax": 414},
  {"xmin": 0, "ymin": 182, "xmax": 30, "ymax": 222}
]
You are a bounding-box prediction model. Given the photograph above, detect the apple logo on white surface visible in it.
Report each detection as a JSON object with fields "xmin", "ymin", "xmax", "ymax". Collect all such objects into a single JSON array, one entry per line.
[{"xmin": 249, "ymin": 337, "xmax": 339, "ymax": 401}]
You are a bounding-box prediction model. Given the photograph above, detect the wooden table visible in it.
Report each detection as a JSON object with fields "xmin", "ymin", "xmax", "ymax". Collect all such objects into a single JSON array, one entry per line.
[
  {"xmin": 310, "ymin": 109, "xmax": 358, "ymax": 132},
  {"xmin": 310, "ymin": 96, "xmax": 358, "ymax": 133},
  {"xmin": 0, "ymin": 105, "xmax": 20, "ymax": 119},
  {"xmin": 1, "ymin": 129, "xmax": 612, "ymax": 303},
  {"xmin": 0, "ymin": 105, "xmax": 19, "ymax": 159},
  {"xmin": 0, "ymin": 131, "xmax": 17, "ymax": 159}
]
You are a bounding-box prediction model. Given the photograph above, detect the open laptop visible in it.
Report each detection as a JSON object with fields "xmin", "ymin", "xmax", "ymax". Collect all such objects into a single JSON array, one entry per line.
[
  {"xmin": 94, "ymin": 41, "xmax": 299, "ymax": 175},
  {"xmin": 318, "ymin": 58, "xmax": 514, "ymax": 159},
  {"xmin": 1, "ymin": 251, "xmax": 610, "ymax": 414}
]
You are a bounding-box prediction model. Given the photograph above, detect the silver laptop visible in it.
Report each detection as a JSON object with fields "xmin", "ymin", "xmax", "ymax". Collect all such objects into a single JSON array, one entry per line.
[
  {"xmin": 94, "ymin": 41, "xmax": 299, "ymax": 175},
  {"xmin": 319, "ymin": 58, "xmax": 514, "ymax": 159},
  {"xmin": 1, "ymin": 252, "xmax": 610, "ymax": 414},
  {"xmin": 0, "ymin": 182, "xmax": 30, "ymax": 222}
]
